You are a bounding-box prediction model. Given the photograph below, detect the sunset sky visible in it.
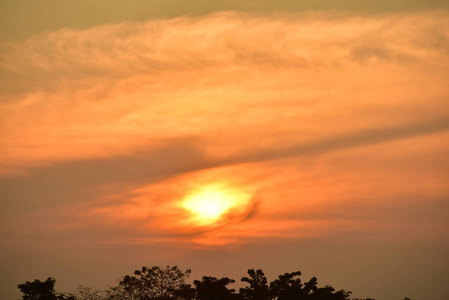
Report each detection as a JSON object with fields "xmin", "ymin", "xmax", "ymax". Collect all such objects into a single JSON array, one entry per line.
[{"xmin": 1, "ymin": 1, "xmax": 449, "ymax": 300}]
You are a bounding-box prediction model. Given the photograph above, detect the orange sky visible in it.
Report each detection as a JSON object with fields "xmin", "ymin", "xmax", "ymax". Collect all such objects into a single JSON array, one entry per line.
[{"xmin": 1, "ymin": 8, "xmax": 449, "ymax": 300}]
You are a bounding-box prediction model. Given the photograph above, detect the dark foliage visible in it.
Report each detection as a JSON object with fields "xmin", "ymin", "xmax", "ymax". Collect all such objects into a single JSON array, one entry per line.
[
  {"xmin": 194, "ymin": 276, "xmax": 241, "ymax": 300},
  {"xmin": 240, "ymin": 269, "xmax": 272, "ymax": 300},
  {"xmin": 19, "ymin": 266, "xmax": 366, "ymax": 300},
  {"xmin": 117, "ymin": 265, "xmax": 192, "ymax": 300},
  {"xmin": 18, "ymin": 277, "xmax": 75, "ymax": 300}
]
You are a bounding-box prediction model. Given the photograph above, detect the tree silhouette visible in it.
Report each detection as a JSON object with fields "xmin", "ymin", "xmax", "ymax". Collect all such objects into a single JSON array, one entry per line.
[
  {"xmin": 77, "ymin": 286, "xmax": 104, "ymax": 300},
  {"xmin": 118, "ymin": 265, "xmax": 192, "ymax": 300},
  {"xmin": 173, "ymin": 283, "xmax": 196, "ymax": 300},
  {"xmin": 240, "ymin": 269, "xmax": 272, "ymax": 300},
  {"xmin": 18, "ymin": 277, "xmax": 75, "ymax": 300},
  {"xmin": 194, "ymin": 276, "xmax": 242, "ymax": 300},
  {"xmin": 268, "ymin": 271, "xmax": 351, "ymax": 300},
  {"xmin": 309, "ymin": 284, "xmax": 351, "ymax": 300},
  {"xmin": 270, "ymin": 271, "xmax": 305, "ymax": 299},
  {"xmin": 18, "ymin": 266, "xmax": 363, "ymax": 300}
]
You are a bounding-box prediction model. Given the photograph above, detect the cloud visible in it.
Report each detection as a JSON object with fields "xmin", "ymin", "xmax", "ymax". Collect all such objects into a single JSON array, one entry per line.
[
  {"xmin": 1, "ymin": 11, "xmax": 449, "ymax": 175},
  {"xmin": 0, "ymin": 137, "xmax": 205, "ymax": 215},
  {"xmin": 1, "ymin": 11, "xmax": 448, "ymax": 249}
]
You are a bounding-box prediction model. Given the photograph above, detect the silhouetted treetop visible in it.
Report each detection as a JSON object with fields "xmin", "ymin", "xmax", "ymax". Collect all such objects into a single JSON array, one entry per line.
[
  {"xmin": 118, "ymin": 265, "xmax": 192, "ymax": 300},
  {"xmin": 240, "ymin": 269, "xmax": 271, "ymax": 300},
  {"xmin": 18, "ymin": 277, "xmax": 75, "ymax": 300},
  {"xmin": 194, "ymin": 276, "xmax": 241, "ymax": 300},
  {"xmin": 18, "ymin": 266, "xmax": 359, "ymax": 300}
]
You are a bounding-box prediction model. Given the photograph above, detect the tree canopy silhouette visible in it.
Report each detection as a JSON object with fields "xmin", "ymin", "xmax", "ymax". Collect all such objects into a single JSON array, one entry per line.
[
  {"xmin": 18, "ymin": 277, "xmax": 75, "ymax": 300},
  {"xmin": 194, "ymin": 276, "xmax": 241, "ymax": 300},
  {"xmin": 116, "ymin": 265, "xmax": 192, "ymax": 300},
  {"xmin": 18, "ymin": 266, "xmax": 374, "ymax": 300},
  {"xmin": 240, "ymin": 269, "xmax": 271, "ymax": 300}
]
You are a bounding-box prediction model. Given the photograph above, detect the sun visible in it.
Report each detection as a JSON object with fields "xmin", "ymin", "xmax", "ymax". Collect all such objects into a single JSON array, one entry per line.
[{"xmin": 181, "ymin": 185, "xmax": 249, "ymax": 225}]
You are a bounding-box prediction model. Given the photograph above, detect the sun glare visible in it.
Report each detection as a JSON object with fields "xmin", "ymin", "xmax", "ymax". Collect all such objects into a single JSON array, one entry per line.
[{"xmin": 182, "ymin": 185, "xmax": 249, "ymax": 225}]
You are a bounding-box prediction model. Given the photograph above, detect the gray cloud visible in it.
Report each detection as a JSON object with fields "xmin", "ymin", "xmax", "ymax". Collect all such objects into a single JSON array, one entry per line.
[
  {"xmin": 0, "ymin": 137, "xmax": 204, "ymax": 215},
  {"xmin": 218, "ymin": 117, "xmax": 449, "ymax": 166}
]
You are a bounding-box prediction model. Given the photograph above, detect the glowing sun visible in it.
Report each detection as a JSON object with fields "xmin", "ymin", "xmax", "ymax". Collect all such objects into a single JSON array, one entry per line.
[{"xmin": 182, "ymin": 185, "xmax": 249, "ymax": 225}]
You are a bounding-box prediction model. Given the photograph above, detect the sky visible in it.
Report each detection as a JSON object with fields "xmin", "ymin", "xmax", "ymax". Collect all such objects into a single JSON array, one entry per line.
[{"xmin": 1, "ymin": 1, "xmax": 449, "ymax": 300}]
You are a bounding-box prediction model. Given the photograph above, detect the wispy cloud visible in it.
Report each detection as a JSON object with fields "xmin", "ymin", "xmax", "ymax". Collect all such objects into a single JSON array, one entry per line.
[
  {"xmin": 1, "ymin": 12, "xmax": 448, "ymax": 248},
  {"xmin": 1, "ymin": 12, "xmax": 448, "ymax": 173}
]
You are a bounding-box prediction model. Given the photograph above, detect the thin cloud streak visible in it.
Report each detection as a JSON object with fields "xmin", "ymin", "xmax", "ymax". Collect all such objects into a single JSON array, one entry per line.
[{"xmin": 215, "ymin": 117, "xmax": 449, "ymax": 166}]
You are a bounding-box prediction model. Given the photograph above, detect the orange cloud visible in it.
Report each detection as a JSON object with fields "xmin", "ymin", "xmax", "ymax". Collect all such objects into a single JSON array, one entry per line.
[
  {"xmin": 1, "ymin": 12, "xmax": 448, "ymax": 247},
  {"xmin": 1, "ymin": 12, "xmax": 448, "ymax": 174}
]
